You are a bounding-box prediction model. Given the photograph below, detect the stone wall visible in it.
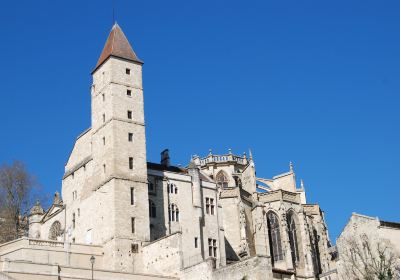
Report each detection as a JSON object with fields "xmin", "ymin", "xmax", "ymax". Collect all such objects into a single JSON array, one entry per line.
[
  {"xmin": 135, "ymin": 232, "xmax": 183, "ymax": 278},
  {"xmin": 0, "ymin": 260, "xmax": 177, "ymax": 280},
  {"xmin": 212, "ymin": 256, "xmax": 272, "ymax": 280}
]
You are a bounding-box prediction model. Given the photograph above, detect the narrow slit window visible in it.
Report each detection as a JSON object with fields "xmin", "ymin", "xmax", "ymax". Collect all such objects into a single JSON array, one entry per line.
[
  {"xmin": 127, "ymin": 110, "xmax": 132, "ymax": 119},
  {"xmin": 130, "ymin": 187, "xmax": 134, "ymax": 205},
  {"xmin": 129, "ymin": 157, "xmax": 133, "ymax": 170},
  {"xmin": 126, "ymin": 68, "xmax": 131, "ymax": 75},
  {"xmin": 127, "ymin": 89, "xmax": 132, "ymax": 96},
  {"xmin": 128, "ymin": 133, "xmax": 133, "ymax": 142}
]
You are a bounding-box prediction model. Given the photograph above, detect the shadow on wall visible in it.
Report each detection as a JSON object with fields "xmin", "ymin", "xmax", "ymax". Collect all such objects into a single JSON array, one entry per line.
[{"xmin": 225, "ymin": 237, "xmax": 240, "ymax": 263}]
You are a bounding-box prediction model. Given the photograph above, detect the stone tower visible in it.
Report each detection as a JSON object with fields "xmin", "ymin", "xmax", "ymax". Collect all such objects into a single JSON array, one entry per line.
[{"xmin": 91, "ymin": 23, "xmax": 150, "ymax": 271}]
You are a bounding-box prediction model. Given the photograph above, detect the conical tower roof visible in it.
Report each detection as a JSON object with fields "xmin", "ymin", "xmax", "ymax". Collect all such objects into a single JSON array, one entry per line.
[{"xmin": 94, "ymin": 23, "xmax": 143, "ymax": 72}]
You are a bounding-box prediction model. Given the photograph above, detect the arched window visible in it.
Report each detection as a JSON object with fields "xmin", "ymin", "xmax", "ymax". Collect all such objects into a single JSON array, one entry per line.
[
  {"xmin": 167, "ymin": 183, "xmax": 178, "ymax": 194},
  {"xmin": 216, "ymin": 171, "xmax": 229, "ymax": 189},
  {"xmin": 267, "ymin": 212, "xmax": 283, "ymax": 263},
  {"xmin": 149, "ymin": 200, "xmax": 156, "ymax": 218},
  {"xmin": 168, "ymin": 204, "xmax": 179, "ymax": 222},
  {"xmin": 49, "ymin": 221, "xmax": 63, "ymax": 240},
  {"xmin": 287, "ymin": 211, "xmax": 300, "ymax": 263},
  {"xmin": 312, "ymin": 228, "xmax": 322, "ymax": 275}
]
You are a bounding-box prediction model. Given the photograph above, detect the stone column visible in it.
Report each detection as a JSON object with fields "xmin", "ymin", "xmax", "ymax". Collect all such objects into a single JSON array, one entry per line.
[
  {"xmin": 298, "ymin": 210, "xmax": 314, "ymax": 275},
  {"xmin": 252, "ymin": 202, "xmax": 269, "ymax": 257}
]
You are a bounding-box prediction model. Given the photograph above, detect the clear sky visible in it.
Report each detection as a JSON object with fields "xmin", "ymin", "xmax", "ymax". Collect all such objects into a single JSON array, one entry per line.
[{"xmin": 0, "ymin": 0, "xmax": 399, "ymax": 242}]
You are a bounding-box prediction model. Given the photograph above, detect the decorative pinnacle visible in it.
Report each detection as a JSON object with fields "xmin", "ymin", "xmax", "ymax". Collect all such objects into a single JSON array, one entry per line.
[
  {"xmin": 228, "ymin": 148, "xmax": 232, "ymax": 154},
  {"xmin": 208, "ymin": 149, "xmax": 212, "ymax": 155},
  {"xmin": 289, "ymin": 161, "xmax": 294, "ymax": 172},
  {"xmin": 300, "ymin": 179, "xmax": 304, "ymax": 189},
  {"xmin": 249, "ymin": 149, "xmax": 253, "ymax": 160}
]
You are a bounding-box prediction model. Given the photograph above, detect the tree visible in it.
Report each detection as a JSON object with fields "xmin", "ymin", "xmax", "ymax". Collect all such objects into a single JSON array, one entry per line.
[
  {"xmin": 338, "ymin": 234, "xmax": 400, "ymax": 280},
  {"xmin": 0, "ymin": 161, "xmax": 38, "ymax": 243}
]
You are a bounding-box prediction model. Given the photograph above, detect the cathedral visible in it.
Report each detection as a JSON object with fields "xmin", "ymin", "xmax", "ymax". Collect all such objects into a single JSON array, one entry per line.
[{"xmin": 0, "ymin": 24, "xmax": 338, "ymax": 280}]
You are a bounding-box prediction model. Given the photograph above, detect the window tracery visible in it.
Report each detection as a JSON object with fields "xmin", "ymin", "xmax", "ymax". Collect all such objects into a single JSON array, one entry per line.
[
  {"xmin": 287, "ymin": 211, "xmax": 300, "ymax": 263},
  {"xmin": 48, "ymin": 221, "xmax": 63, "ymax": 240},
  {"xmin": 216, "ymin": 171, "xmax": 229, "ymax": 189},
  {"xmin": 267, "ymin": 211, "xmax": 283, "ymax": 263}
]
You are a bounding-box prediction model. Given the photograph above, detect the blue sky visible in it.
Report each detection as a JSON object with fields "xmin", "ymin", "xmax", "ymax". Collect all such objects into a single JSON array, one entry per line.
[{"xmin": 0, "ymin": 0, "xmax": 399, "ymax": 242}]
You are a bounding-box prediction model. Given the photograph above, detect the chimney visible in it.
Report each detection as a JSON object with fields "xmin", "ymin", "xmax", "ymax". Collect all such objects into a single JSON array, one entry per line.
[{"xmin": 161, "ymin": 149, "xmax": 170, "ymax": 167}]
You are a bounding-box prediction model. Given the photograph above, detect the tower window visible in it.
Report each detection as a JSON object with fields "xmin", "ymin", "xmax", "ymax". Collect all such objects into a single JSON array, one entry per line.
[
  {"xmin": 131, "ymin": 217, "xmax": 135, "ymax": 233},
  {"xmin": 208, "ymin": 238, "xmax": 217, "ymax": 258},
  {"xmin": 130, "ymin": 187, "xmax": 134, "ymax": 205},
  {"xmin": 126, "ymin": 68, "xmax": 131, "ymax": 75},
  {"xmin": 102, "ymin": 114, "xmax": 105, "ymax": 123},
  {"xmin": 103, "ymin": 164, "xmax": 106, "ymax": 173},
  {"xmin": 127, "ymin": 110, "xmax": 132, "ymax": 119},
  {"xmin": 72, "ymin": 213, "xmax": 76, "ymax": 229},
  {"xmin": 168, "ymin": 183, "xmax": 178, "ymax": 194},
  {"xmin": 103, "ymin": 137, "xmax": 105, "ymax": 145},
  {"xmin": 206, "ymin": 198, "xmax": 215, "ymax": 215},
  {"xmin": 129, "ymin": 157, "xmax": 133, "ymax": 169},
  {"xmin": 195, "ymin": 237, "xmax": 198, "ymax": 248},
  {"xmin": 128, "ymin": 133, "xmax": 133, "ymax": 142},
  {"xmin": 131, "ymin": 243, "xmax": 138, "ymax": 253},
  {"xmin": 102, "ymin": 93, "xmax": 105, "ymax": 101},
  {"xmin": 127, "ymin": 89, "xmax": 132, "ymax": 96},
  {"xmin": 168, "ymin": 204, "xmax": 179, "ymax": 222}
]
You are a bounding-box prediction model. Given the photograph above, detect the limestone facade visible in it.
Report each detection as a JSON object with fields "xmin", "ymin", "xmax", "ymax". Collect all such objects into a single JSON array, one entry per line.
[
  {"xmin": 334, "ymin": 213, "xmax": 400, "ymax": 280},
  {"xmin": 0, "ymin": 23, "xmax": 340, "ymax": 280}
]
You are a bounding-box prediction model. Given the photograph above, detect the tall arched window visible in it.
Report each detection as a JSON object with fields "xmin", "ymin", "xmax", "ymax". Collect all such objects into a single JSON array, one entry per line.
[
  {"xmin": 287, "ymin": 211, "xmax": 300, "ymax": 263},
  {"xmin": 49, "ymin": 221, "xmax": 62, "ymax": 240},
  {"xmin": 267, "ymin": 212, "xmax": 283, "ymax": 263},
  {"xmin": 168, "ymin": 204, "xmax": 179, "ymax": 222},
  {"xmin": 216, "ymin": 171, "xmax": 229, "ymax": 189},
  {"xmin": 149, "ymin": 200, "xmax": 156, "ymax": 218}
]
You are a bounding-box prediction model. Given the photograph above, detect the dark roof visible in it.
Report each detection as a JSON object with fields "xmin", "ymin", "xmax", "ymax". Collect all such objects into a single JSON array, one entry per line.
[
  {"xmin": 147, "ymin": 162, "xmax": 187, "ymax": 174},
  {"xmin": 380, "ymin": 220, "xmax": 400, "ymax": 229},
  {"xmin": 147, "ymin": 162, "xmax": 214, "ymax": 183},
  {"xmin": 94, "ymin": 23, "xmax": 142, "ymax": 72}
]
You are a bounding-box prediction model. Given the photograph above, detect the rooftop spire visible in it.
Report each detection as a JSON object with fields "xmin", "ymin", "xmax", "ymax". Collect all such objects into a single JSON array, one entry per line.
[{"xmin": 94, "ymin": 23, "xmax": 142, "ymax": 72}]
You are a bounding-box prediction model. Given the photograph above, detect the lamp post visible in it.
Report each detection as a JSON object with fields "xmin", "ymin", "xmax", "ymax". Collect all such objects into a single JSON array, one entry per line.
[{"xmin": 90, "ymin": 255, "xmax": 95, "ymax": 280}]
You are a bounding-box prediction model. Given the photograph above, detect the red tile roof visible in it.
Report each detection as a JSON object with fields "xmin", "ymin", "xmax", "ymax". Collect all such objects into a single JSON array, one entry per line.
[{"xmin": 94, "ymin": 23, "xmax": 142, "ymax": 72}]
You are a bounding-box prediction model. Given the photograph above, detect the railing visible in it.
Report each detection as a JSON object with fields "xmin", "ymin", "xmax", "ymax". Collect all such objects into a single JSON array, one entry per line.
[
  {"xmin": 199, "ymin": 154, "xmax": 247, "ymax": 166},
  {"xmin": 28, "ymin": 239, "xmax": 64, "ymax": 247}
]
